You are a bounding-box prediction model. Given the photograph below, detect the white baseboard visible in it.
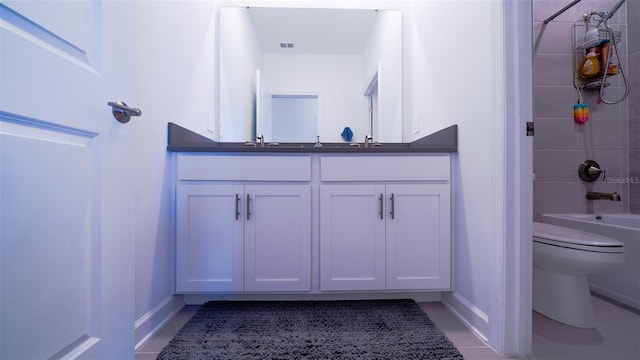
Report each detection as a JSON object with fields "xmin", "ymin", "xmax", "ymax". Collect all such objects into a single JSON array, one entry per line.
[
  {"xmin": 442, "ymin": 291, "xmax": 489, "ymax": 344},
  {"xmin": 590, "ymin": 284, "xmax": 640, "ymax": 312},
  {"xmin": 134, "ymin": 295, "xmax": 185, "ymax": 351},
  {"xmin": 182, "ymin": 292, "xmax": 443, "ymax": 305}
]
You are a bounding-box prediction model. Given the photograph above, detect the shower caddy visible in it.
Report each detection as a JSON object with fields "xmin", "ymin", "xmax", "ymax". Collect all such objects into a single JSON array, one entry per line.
[{"xmin": 572, "ymin": 11, "xmax": 629, "ymax": 105}]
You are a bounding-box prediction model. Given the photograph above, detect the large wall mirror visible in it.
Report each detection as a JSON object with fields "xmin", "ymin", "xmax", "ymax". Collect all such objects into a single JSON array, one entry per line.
[{"xmin": 218, "ymin": 6, "xmax": 402, "ymax": 143}]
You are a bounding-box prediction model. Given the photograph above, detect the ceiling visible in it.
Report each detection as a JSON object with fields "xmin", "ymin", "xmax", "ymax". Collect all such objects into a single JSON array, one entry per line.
[{"xmin": 247, "ymin": 7, "xmax": 379, "ymax": 54}]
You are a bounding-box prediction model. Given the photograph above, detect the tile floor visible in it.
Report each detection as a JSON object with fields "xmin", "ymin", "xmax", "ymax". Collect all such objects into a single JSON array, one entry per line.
[
  {"xmin": 531, "ymin": 295, "xmax": 640, "ymax": 360},
  {"xmin": 135, "ymin": 296, "xmax": 640, "ymax": 359}
]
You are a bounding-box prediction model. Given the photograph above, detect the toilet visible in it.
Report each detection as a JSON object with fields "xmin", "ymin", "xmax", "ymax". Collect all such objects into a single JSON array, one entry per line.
[{"xmin": 532, "ymin": 222, "xmax": 624, "ymax": 328}]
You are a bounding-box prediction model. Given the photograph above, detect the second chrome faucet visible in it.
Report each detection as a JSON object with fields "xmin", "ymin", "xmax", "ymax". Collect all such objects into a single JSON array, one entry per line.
[
  {"xmin": 364, "ymin": 134, "xmax": 373, "ymax": 148},
  {"xmin": 586, "ymin": 191, "xmax": 621, "ymax": 201}
]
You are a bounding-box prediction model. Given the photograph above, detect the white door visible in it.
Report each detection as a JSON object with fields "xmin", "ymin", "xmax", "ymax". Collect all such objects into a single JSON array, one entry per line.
[
  {"xmin": 319, "ymin": 185, "xmax": 386, "ymax": 291},
  {"xmin": 176, "ymin": 185, "xmax": 244, "ymax": 293},
  {"xmin": 244, "ymin": 185, "xmax": 311, "ymax": 291},
  {"xmin": 1, "ymin": 1, "xmax": 137, "ymax": 358},
  {"xmin": 271, "ymin": 95, "xmax": 319, "ymax": 143}
]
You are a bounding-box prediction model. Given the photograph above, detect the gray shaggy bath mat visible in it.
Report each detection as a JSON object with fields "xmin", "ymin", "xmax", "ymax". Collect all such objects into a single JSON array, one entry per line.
[{"xmin": 157, "ymin": 299, "xmax": 464, "ymax": 359}]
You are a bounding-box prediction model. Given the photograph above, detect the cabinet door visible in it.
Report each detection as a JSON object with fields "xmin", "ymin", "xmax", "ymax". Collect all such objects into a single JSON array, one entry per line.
[
  {"xmin": 385, "ymin": 184, "xmax": 451, "ymax": 290},
  {"xmin": 320, "ymin": 185, "xmax": 386, "ymax": 290},
  {"xmin": 176, "ymin": 185, "xmax": 244, "ymax": 292},
  {"xmin": 244, "ymin": 185, "xmax": 311, "ymax": 291}
]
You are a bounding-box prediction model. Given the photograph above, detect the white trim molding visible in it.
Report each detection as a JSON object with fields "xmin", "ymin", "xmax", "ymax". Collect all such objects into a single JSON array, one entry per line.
[
  {"xmin": 443, "ymin": 292, "xmax": 490, "ymax": 344},
  {"xmin": 491, "ymin": 0, "xmax": 534, "ymax": 357},
  {"xmin": 489, "ymin": 0, "xmax": 508, "ymax": 354},
  {"xmin": 134, "ymin": 295, "xmax": 185, "ymax": 351}
]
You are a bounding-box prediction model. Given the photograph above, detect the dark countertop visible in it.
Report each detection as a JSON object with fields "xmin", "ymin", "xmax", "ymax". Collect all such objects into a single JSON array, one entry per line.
[{"xmin": 167, "ymin": 122, "xmax": 457, "ymax": 153}]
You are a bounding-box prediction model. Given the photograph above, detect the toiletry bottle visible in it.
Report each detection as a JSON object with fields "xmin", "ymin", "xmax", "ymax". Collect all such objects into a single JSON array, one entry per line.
[
  {"xmin": 581, "ymin": 51, "xmax": 600, "ymax": 78},
  {"xmin": 600, "ymin": 40, "xmax": 610, "ymax": 68}
]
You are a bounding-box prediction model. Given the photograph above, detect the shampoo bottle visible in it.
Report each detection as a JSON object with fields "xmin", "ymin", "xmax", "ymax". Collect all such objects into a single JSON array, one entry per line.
[{"xmin": 581, "ymin": 51, "xmax": 600, "ymax": 78}]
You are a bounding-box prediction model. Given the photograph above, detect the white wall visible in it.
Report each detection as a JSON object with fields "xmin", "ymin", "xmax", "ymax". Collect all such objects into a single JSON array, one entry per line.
[
  {"xmin": 133, "ymin": 0, "xmax": 218, "ymax": 348},
  {"xmin": 404, "ymin": 0, "xmax": 509, "ymax": 349},
  {"xmin": 363, "ymin": 10, "xmax": 403, "ymax": 142},
  {"xmin": 262, "ymin": 53, "xmax": 365, "ymax": 142},
  {"xmin": 219, "ymin": 7, "xmax": 262, "ymax": 141}
]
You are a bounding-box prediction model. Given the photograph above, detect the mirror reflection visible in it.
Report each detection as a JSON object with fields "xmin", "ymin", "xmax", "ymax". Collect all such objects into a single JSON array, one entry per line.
[{"xmin": 218, "ymin": 7, "xmax": 402, "ymax": 143}]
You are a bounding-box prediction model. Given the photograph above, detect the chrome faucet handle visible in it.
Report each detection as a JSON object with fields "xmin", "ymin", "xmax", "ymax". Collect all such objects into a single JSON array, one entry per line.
[
  {"xmin": 588, "ymin": 167, "xmax": 605, "ymax": 181},
  {"xmin": 256, "ymin": 134, "xmax": 264, "ymax": 147},
  {"xmin": 579, "ymin": 160, "xmax": 605, "ymax": 182}
]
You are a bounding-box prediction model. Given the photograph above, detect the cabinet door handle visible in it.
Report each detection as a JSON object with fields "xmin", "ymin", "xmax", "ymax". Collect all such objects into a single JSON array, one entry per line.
[
  {"xmin": 379, "ymin": 193, "xmax": 384, "ymax": 219},
  {"xmin": 246, "ymin": 194, "xmax": 251, "ymax": 221},
  {"xmin": 235, "ymin": 194, "xmax": 240, "ymax": 220},
  {"xmin": 390, "ymin": 193, "xmax": 395, "ymax": 220}
]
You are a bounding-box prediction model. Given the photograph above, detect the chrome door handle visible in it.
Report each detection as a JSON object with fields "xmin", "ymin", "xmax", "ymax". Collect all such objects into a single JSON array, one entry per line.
[
  {"xmin": 246, "ymin": 194, "xmax": 251, "ymax": 221},
  {"xmin": 235, "ymin": 194, "xmax": 240, "ymax": 220},
  {"xmin": 390, "ymin": 193, "xmax": 395, "ymax": 219},
  {"xmin": 108, "ymin": 101, "xmax": 142, "ymax": 123}
]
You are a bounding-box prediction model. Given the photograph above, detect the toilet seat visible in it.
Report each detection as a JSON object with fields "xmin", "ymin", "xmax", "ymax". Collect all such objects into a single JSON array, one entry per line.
[{"xmin": 533, "ymin": 222, "xmax": 624, "ymax": 253}]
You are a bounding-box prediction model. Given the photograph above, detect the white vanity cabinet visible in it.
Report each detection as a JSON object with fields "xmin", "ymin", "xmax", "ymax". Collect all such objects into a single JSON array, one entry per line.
[
  {"xmin": 175, "ymin": 152, "xmax": 452, "ymax": 295},
  {"xmin": 319, "ymin": 156, "xmax": 451, "ymax": 291},
  {"xmin": 175, "ymin": 155, "xmax": 311, "ymax": 293}
]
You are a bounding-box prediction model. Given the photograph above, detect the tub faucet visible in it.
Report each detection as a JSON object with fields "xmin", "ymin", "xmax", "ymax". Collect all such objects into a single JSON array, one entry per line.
[
  {"xmin": 256, "ymin": 134, "xmax": 264, "ymax": 147},
  {"xmin": 586, "ymin": 192, "xmax": 621, "ymax": 201}
]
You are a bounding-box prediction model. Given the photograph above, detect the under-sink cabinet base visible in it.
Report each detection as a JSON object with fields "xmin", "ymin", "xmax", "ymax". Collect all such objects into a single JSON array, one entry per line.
[{"xmin": 174, "ymin": 153, "xmax": 452, "ymax": 294}]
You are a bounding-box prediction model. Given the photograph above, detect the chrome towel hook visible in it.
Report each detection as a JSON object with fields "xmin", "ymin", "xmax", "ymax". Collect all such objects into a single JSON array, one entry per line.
[{"xmin": 108, "ymin": 101, "xmax": 142, "ymax": 123}]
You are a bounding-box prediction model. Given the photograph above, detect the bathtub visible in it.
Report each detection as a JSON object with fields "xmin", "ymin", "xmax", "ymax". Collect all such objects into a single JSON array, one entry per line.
[{"xmin": 542, "ymin": 213, "xmax": 640, "ymax": 311}]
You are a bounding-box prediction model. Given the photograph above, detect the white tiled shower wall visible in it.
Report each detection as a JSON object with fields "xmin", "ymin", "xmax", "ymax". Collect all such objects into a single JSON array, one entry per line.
[{"xmin": 533, "ymin": 0, "xmax": 640, "ymax": 219}]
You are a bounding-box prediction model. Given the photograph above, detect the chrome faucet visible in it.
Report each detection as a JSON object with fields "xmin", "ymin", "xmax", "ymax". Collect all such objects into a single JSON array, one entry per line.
[
  {"xmin": 579, "ymin": 160, "xmax": 606, "ymax": 182},
  {"xmin": 256, "ymin": 134, "xmax": 264, "ymax": 147},
  {"xmin": 364, "ymin": 134, "xmax": 373, "ymax": 148},
  {"xmin": 586, "ymin": 192, "xmax": 621, "ymax": 201}
]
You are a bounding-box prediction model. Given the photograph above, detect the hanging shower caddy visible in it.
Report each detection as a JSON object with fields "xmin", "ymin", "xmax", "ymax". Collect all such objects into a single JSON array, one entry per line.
[{"xmin": 572, "ymin": 11, "xmax": 629, "ymax": 104}]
